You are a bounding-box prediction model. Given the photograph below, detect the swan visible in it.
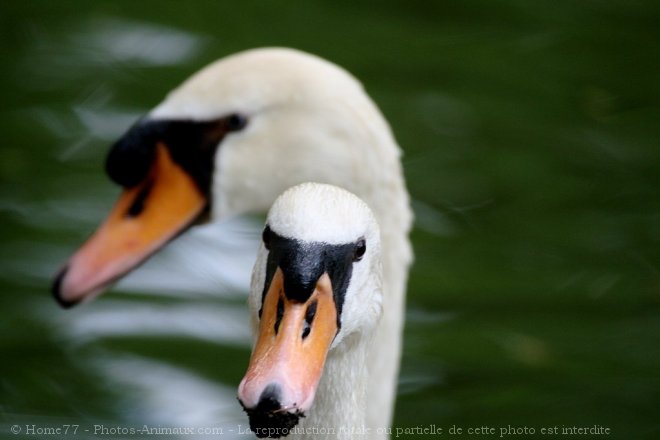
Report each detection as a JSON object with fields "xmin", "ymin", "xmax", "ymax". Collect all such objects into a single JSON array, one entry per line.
[
  {"xmin": 52, "ymin": 47, "xmax": 412, "ymax": 434},
  {"xmin": 238, "ymin": 182, "xmax": 382, "ymax": 440}
]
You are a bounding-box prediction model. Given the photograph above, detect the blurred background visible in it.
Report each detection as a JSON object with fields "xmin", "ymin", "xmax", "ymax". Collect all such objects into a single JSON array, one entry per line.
[{"xmin": 1, "ymin": 0, "xmax": 659, "ymax": 438}]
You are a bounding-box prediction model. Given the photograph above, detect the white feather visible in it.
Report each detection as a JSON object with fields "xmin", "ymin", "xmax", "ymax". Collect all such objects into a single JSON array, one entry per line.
[
  {"xmin": 250, "ymin": 183, "xmax": 383, "ymax": 439},
  {"xmin": 151, "ymin": 47, "xmax": 412, "ymax": 435}
]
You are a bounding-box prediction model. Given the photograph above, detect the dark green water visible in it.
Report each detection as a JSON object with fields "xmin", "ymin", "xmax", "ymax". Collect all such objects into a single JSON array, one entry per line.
[{"xmin": 1, "ymin": 1, "xmax": 659, "ymax": 439}]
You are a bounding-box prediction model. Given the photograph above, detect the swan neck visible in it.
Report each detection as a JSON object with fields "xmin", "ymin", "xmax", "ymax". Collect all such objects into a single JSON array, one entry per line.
[{"xmin": 291, "ymin": 331, "xmax": 373, "ymax": 439}]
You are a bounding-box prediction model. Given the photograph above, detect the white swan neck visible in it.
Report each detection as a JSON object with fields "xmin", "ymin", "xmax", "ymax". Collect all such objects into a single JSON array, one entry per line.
[{"xmin": 288, "ymin": 332, "xmax": 373, "ymax": 440}]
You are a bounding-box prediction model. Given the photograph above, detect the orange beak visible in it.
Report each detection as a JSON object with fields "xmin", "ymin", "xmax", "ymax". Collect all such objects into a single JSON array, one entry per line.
[
  {"xmin": 52, "ymin": 143, "xmax": 207, "ymax": 307},
  {"xmin": 238, "ymin": 269, "xmax": 338, "ymax": 421}
]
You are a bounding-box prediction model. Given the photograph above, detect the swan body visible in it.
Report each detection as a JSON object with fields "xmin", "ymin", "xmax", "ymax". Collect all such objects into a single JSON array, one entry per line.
[
  {"xmin": 53, "ymin": 48, "xmax": 412, "ymax": 433},
  {"xmin": 239, "ymin": 183, "xmax": 382, "ymax": 439}
]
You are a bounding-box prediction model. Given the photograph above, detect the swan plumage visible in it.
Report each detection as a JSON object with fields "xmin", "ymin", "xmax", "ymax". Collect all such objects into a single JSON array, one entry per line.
[
  {"xmin": 53, "ymin": 47, "xmax": 412, "ymax": 434},
  {"xmin": 239, "ymin": 182, "xmax": 382, "ymax": 439}
]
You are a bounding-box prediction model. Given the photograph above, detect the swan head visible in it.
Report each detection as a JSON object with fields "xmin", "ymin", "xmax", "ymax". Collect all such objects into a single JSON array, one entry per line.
[
  {"xmin": 52, "ymin": 47, "xmax": 395, "ymax": 307},
  {"xmin": 238, "ymin": 183, "xmax": 382, "ymax": 438}
]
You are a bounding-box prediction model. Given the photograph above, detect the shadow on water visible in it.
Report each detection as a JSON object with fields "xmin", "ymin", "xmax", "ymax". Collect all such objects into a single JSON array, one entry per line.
[{"xmin": 1, "ymin": 1, "xmax": 659, "ymax": 439}]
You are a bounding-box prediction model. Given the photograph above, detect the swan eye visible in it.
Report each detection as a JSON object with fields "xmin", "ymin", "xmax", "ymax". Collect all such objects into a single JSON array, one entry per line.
[
  {"xmin": 353, "ymin": 238, "xmax": 366, "ymax": 262},
  {"xmin": 226, "ymin": 113, "xmax": 248, "ymax": 131},
  {"xmin": 262, "ymin": 226, "xmax": 272, "ymax": 250}
]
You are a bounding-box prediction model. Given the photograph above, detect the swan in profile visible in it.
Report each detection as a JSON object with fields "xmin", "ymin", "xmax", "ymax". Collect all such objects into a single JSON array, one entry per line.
[
  {"xmin": 238, "ymin": 182, "xmax": 382, "ymax": 439},
  {"xmin": 52, "ymin": 47, "xmax": 412, "ymax": 433}
]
